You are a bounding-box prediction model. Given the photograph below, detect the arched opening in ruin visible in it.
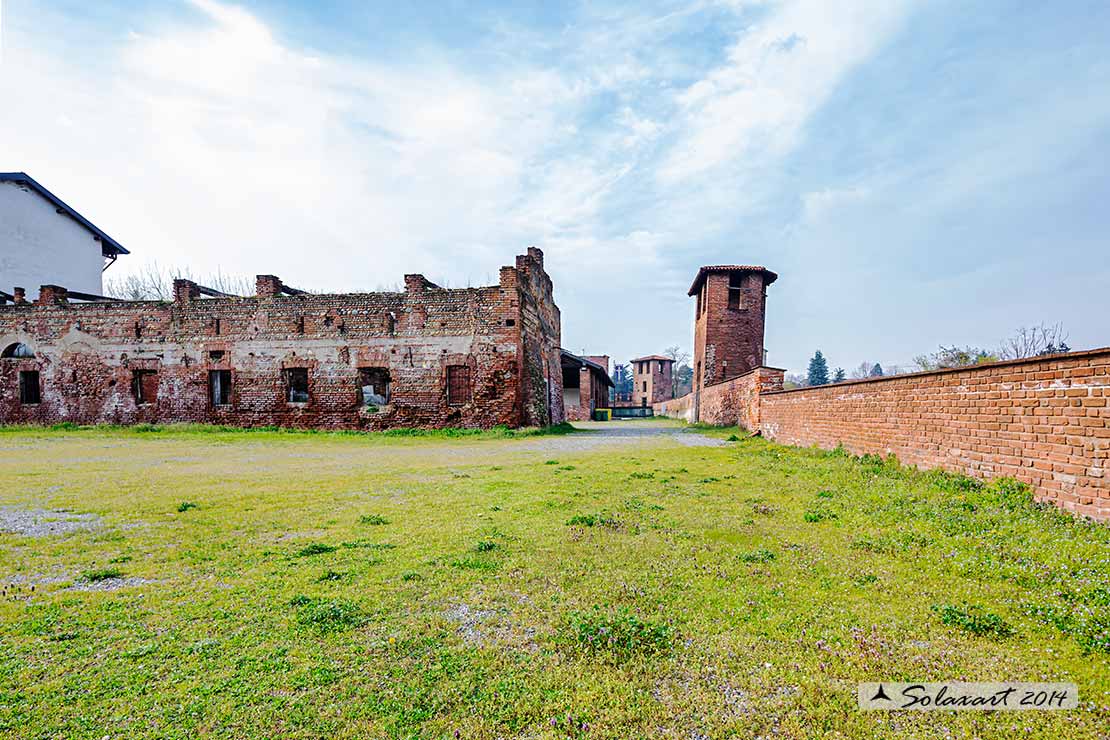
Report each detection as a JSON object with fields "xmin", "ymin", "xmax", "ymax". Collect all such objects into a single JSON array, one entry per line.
[{"xmin": 1, "ymin": 342, "xmax": 35, "ymax": 359}]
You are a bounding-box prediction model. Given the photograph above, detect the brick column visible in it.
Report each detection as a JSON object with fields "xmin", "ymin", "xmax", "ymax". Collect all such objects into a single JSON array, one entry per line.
[
  {"xmin": 36, "ymin": 285, "xmax": 68, "ymax": 305},
  {"xmin": 256, "ymin": 275, "xmax": 283, "ymax": 298}
]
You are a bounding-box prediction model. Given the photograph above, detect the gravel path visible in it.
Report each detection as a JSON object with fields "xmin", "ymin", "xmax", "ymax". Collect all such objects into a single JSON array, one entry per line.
[{"xmin": 508, "ymin": 420, "xmax": 727, "ymax": 455}]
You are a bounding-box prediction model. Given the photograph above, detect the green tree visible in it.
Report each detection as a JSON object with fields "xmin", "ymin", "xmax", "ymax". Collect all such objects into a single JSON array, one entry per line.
[
  {"xmin": 870, "ymin": 363, "xmax": 884, "ymax": 377},
  {"xmin": 832, "ymin": 367, "xmax": 846, "ymax": 383},
  {"xmin": 807, "ymin": 351, "xmax": 829, "ymax": 386},
  {"xmin": 913, "ymin": 347, "xmax": 995, "ymax": 372}
]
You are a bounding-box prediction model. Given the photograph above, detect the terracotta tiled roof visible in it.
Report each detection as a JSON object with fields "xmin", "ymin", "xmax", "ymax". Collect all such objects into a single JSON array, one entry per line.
[
  {"xmin": 630, "ymin": 355, "xmax": 673, "ymax": 362},
  {"xmin": 688, "ymin": 265, "xmax": 777, "ymax": 296}
]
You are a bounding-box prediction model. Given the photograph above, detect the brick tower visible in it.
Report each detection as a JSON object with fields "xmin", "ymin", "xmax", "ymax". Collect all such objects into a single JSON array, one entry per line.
[
  {"xmin": 630, "ymin": 355, "xmax": 674, "ymax": 407},
  {"xmin": 689, "ymin": 265, "xmax": 777, "ymax": 417}
]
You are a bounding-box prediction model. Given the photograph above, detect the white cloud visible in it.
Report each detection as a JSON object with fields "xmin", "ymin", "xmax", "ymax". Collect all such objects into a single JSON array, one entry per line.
[
  {"xmin": 660, "ymin": 0, "xmax": 915, "ymax": 184},
  {"xmin": 0, "ymin": 0, "xmax": 920, "ymax": 362},
  {"xmin": 0, "ymin": 0, "xmax": 600, "ymax": 290},
  {"xmin": 801, "ymin": 185, "xmax": 871, "ymax": 223}
]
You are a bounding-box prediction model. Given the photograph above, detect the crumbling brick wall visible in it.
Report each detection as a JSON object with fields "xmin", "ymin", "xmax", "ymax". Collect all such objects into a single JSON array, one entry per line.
[
  {"xmin": 513, "ymin": 248, "xmax": 564, "ymax": 427},
  {"xmin": 759, "ymin": 350, "xmax": 1110, "ymax": 520},
  {"xmin": 0, "ymin": 250, "xmax": 563, "ymax": 430}
]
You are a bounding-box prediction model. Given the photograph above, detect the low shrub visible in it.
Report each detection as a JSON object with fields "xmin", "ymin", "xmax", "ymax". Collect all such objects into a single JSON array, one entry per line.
[
  {"xmin": 803, "ymin": 508, "xmax": 838, "ymax": 523},
  {"xmin": 82, "ymin": 567, "xmax": 123, "ymax": 582},
  {"xmin": 341, "ymin": 540, "xmax": 395, "ymax": 550},
  {"xmin": 451, "ymin": 556, "xmax": 499, "ymax": 571},
  {"xmin": 177, "ymin": 501, "xmax": 198, "ymax": 512},
  {"xmin": 563, "ymin": 607, "xmax": 672, "ymax": 661},
  {"xmin": 566, "ymin": 513, "xmax": 620, "ymax": 528},
  {"xmin": 850, "ymin": 536, "xmax": 896, "ymax": 554},
  {"xmin": 933, "ymin": 604, "xmax": 1014, "ymax": 638},
  {"xmin": 296, "ymin": 543, "xmax": 338, "ymax": 557},
  {"xmin": 359, "ymin": 514, "xmax": 389, "ymax": 526},
  {"xmin": 737, "ymin": 548, "xmax": 776, "ymax": 563},
  {"xmin": 289, "ymin": 596, "xmax": 367, "ymax": 631}
]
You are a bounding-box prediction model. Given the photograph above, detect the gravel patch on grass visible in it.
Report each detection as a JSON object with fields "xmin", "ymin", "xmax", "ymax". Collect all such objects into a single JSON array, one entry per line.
[
  {"xmin": 0, "ymin": 506, "xmax": 101, "ymax": 537},
  {"xmin": 443, "ymin": 603, "xmax": 498, "ymax": 644},
  {"xmin": 442, "ymin": 602, "xmax": 539, "ymax": 650},
  {"xmin": 3, "ymin": 572, "xmax": 73, "ymax": 587},
  {"xmin": 67, "ymin": 577, "xmax": 157, "ymax": 592}
]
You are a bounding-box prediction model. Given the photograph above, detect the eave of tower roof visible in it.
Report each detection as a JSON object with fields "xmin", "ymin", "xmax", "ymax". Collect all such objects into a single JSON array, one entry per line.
[{"xmin": 687, "ymin": 265, "xmax": 777, "ymax": 296}]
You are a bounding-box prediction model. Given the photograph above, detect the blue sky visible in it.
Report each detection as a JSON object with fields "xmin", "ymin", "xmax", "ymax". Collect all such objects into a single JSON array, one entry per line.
[{"xmin": 2, "ymin": 0, "xmax": 1108, "ymax": 374}]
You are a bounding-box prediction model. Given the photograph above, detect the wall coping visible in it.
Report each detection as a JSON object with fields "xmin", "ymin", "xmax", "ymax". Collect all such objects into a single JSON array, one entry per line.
[
  {"xmin": 763, "ymin": 347, "xmax": 1110, "ymax": 397},
  {"xmin": 702, "ymin": 364, "xmax": 786, "ymax": 390},
  {"xmin": 657, "ymin": 364, "xmax": 787, "ymax": 409}
]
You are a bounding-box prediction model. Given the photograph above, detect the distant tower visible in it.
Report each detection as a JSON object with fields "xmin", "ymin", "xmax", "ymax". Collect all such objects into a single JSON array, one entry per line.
[
  {"xmin": 689, "ymin": 265, "xmax": 777, "ymax": 403},
  {"xmin": 630, "ymin": 355, "xmax": 675, "ymax": 407}
]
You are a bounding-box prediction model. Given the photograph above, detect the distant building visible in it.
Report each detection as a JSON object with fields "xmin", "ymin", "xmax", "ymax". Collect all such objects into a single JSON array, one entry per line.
[
  {"xmin": 0, "ymin": 173, "xmax": 129, "ymax": 298},
  {"xmin": 561, "ymin": 351, "xmax": 613, "ymax": 421},
  {"xmin": 630, "ymin": 355, "xmax": 674, "ymax": 407}
]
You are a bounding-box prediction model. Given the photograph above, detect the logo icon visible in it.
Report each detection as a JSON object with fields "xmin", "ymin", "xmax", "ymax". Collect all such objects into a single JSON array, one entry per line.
[{"xmin": 871, "ymin": 685, "xmax": 891, "ymax": 702}]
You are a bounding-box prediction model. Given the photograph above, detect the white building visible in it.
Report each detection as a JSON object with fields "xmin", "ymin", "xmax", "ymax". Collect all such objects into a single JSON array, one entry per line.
[{"xmin": 0, "ymin": 172, "xmax": 128, "ymax": 299}]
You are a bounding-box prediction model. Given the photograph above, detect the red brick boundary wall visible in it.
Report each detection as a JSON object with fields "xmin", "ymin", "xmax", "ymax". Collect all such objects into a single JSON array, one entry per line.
[
  {"xmin": 655, "ymin": 367, "xmax": 784, "ymax": 429},
  {"xmin": 759, "ymin": 349, "xmax": 1110, "ymax": 520},
  {"xmin": 656, "ymin": 349, "xmax": 1110, "ymax": 521},
  {"xmin": 654, "ymin": 392, "xmax": 695, "ymax": 423}
]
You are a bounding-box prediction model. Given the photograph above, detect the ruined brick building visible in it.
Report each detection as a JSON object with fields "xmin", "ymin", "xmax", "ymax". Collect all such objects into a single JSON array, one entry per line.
[{"xmin": 0, "ymin": 248, "xmax": 564, "ymax": 429}]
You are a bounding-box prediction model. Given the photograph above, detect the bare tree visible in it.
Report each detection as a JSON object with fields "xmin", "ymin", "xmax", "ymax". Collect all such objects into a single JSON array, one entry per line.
[
  {"xmin": 914, "ymin": 346, "xmax": 997, "ymax": 371},
  {"xmin": 999, "ymin": 323, "xmax": 1070, "ymax": 360},
  {"xmin": 664, "ymin": 345, "xmax": 691, "ymax": 397},
  {"xmin": 105, "ymin": 263, "xmax": 257, "ymax": 300},
  {"xmin": 783, "ymin": 372, "xmax": 807, "ymax": 389}
]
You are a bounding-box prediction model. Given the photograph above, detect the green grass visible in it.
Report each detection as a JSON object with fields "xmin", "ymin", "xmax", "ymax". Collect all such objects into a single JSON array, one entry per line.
[{"xmin": 0, "ymin": 421, "xmax": 1107, "ymax": 738}]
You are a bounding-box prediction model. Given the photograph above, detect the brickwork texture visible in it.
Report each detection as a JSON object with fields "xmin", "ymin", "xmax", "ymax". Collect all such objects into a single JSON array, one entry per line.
[
  {"xmin": 0, "ymin": 249, "xmax": 563, "ymax": 430},
  {"xmin": 657, "ymin": 350, "xmax": 1110, "ymax": 520},
  {"xmin": 758, "ymin": 350, "xmax": 1110, "ymax": 520},
  {"xmin": 658, "ymin": 262, "xmax": 1110, "ymax": 520}
]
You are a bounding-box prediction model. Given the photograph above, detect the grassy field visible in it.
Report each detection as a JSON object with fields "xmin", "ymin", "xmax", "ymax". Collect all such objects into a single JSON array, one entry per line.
[{"xmin": 0, "ymin": 420, "xmax": 1107, "ymax": 739}]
